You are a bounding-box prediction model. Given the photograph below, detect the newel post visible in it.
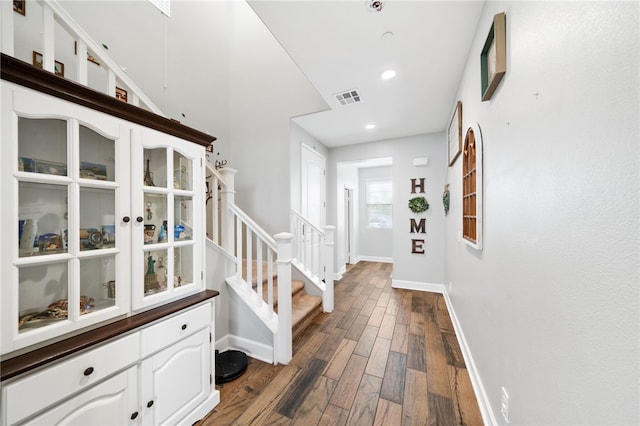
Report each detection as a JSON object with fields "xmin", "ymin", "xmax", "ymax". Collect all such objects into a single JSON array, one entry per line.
[
  {"xmin": 323, "ymin": 226, "xmax": 335, "ymax": 313},
  {"xmin": 219, "ymin": 168, "xmax": 237, "ymax": 254},
  {"xmin": 274, "ymin": 232, "xmax": 293, "ymax": 364}
]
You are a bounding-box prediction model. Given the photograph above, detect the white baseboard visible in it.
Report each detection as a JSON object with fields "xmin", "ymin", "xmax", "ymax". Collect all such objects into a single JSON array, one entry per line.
[
  {"xmin": 391, "ymin": 279, "xmax": 446, "ymax": 293},
  {"xmin": 442, "ymin": 292, "xmax": 498, "ymax": 426},
  {"xmin": 355, "ymin": 256, "xmax": 393, "ymax": 264},
  {"xmin": 215, "ymin": 333, "xmax": 274, "ymax": 365}
]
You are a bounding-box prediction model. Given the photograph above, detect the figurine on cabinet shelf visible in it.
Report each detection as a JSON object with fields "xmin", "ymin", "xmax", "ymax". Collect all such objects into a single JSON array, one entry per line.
[
  {"xmin": 144, "ymin": 254, "xmax": 161, "ymax": 293},
  {"xmin": 143, "ymin": 159, "xmax": 155, "ymax": 187}
]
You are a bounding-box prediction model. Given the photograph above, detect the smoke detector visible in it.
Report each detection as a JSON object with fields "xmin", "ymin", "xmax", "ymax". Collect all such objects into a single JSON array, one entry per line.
[
  {"xmin": 366, "ymin": 0, "xmax": 384, "ymax": 13},
  {"xmin": 335, "ymin": 89, "xmax": 361, "ymax": 106}
]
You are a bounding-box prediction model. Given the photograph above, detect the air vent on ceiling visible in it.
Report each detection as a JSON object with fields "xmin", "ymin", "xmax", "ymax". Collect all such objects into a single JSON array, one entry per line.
[{"xmin": 335, "ymin": 89, "xmax": 361, "ymax": 106}]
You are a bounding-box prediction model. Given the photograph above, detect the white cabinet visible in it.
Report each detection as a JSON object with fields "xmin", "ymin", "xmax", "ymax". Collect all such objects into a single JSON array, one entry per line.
[
  {"xmin": 1, "ymin": 56, "xmax": 218, "ymax": 426},
  {"xmin": 141, "ymin": 329, "xmax": 211, "ymax": 425},
  {"xmin": 23, "ymin": 367, "xmax": 139, "ymax": 426},
  {"xmin": 1, "ymin": 84, "xmax": 132, "ymax": 354},
  {"xmin": 1, "ymin": 80, "xmax": 207, "ymax": 354},
  {"xmin": 131, "ymin": 127, "xmax": 204, "ymax": 310},
  {"xmin": 1, "ymin": 301, "xmax": 218, "ymax": 426}
]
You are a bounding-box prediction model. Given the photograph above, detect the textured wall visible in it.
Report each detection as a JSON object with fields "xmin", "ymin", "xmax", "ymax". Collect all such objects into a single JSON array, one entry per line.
[{"xmin": 445, "ymin": 2, "xmax": 639, "ymax": 424}]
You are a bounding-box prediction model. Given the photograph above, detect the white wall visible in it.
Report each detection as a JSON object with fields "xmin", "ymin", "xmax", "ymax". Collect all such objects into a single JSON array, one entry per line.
[
  {"xmin": 357, "ymin": 166, "xmax": 393, "ymax": 261},
  {"xmin": 229, "ymin": 2, "xmax": 328, "ymax": 236},
  {"xmin": 445, "ymin": 2, "xmax": 639, "ymax": 425},
  {"xmin": 328, "ymin": 133, "xmax": 446, "ymax": 286}
]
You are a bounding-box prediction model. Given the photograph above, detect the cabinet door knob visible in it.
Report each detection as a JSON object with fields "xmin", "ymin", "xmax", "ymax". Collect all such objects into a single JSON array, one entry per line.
[
  {"xmin": 181, "ymin": 324, "xmax": 187, "ymax": 330},
  {"xmin": 136, "ymin": 216, "xmax": 144, "ymax": 223},
  {"xmin": 147, "ymin": 400, "xmax": 154, "ymax": 408},
  {"xmin": 123, "ymin": 216, "xmax": 131, "ymax": 223},
  {"xmin": 83, "ymin": 367, "xmax": 94, "ymax": 376},
  {"xmin": 130, "ymin": 411, "xmax": 139, "ymax": 420}
]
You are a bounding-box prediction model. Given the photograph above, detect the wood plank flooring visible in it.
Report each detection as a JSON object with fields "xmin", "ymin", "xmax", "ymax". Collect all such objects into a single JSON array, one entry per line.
[{"xmin": 199, "ymin": 261, "xmax": 483, "ymax": 426}]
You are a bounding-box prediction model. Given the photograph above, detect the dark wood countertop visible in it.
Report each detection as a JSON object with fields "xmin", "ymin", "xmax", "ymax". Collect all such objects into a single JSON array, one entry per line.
[{"xmin": 1, "ymin": 290, "xmax": 219, "ymax": 381}]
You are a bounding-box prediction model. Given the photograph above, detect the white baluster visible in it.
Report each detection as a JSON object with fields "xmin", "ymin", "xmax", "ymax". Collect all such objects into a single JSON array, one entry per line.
[{"xmin": 323, "ymin": 226, "xmax": 335, "ymax": 313}]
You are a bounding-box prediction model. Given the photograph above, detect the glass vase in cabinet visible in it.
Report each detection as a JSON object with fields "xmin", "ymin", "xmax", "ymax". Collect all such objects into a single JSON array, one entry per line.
[
  {"xmin": 131, "ymin": 128, "xmax": 204, "ymax": 310},
  {"xmin": 0, "ymin": 86, "xmax": 131, "ymax": 355}
]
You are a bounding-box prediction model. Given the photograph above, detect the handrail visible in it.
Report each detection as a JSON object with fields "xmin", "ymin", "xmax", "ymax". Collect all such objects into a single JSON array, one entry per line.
[
  {"xmin": 205, "ymin": 161, "xmax": 227, "ymax": 188},
  {"xmin": 290, "ymin": 209, "xmax": 325, "ymax": 236},
  {"xmin": 229, "ymin": 204, "xmax": 277, "ymax": 251}
]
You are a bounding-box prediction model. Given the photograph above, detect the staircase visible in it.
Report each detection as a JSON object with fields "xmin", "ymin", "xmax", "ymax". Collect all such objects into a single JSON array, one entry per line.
[
  {"xmin": 244, "ymin": 261, "xmax": 322, "ymax": 340},
  {"xmin": 207, "ymin": 166, "xmax": 334, "ymax": 364}
]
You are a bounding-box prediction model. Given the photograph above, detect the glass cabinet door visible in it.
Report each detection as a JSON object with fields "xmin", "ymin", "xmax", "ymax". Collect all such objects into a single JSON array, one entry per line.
[
  {"xmin": 5, "ymin": 93, "xmax": 129, "ymax": 354},
  {"xmin": 133, "ymin": 130, "xmax": 203, "ymax": 309}
]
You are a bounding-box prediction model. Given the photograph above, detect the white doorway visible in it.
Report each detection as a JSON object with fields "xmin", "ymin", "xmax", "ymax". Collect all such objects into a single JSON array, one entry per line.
[
  {"xmin": 344, "ymin": 186, "xmax": 354, "ymax": 264},
  {"xmin": 301, "ymin": 144, "xmax": 326, "ymax": 228}
]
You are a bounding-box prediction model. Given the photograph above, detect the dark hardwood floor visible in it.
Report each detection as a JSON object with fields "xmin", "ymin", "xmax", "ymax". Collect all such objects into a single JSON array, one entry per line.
[{"xmin": 199, "ymin": 261, "xmax": 483, "ymax": 425}]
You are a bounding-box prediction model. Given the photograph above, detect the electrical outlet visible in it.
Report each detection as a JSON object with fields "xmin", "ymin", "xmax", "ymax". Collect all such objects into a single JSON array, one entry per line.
[{"xmin": 501, "ymin": 386, "xmax": 510, "ymax": 424}]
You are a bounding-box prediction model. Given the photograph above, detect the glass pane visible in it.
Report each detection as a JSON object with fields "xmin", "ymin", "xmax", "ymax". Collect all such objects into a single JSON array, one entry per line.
[
  {"xmin": 18, "ymin": 118, "xmax": 67, "ymax": 176},
  {"xmin": 174, "ymin": 246, "xmax": 193, "ymax": 287},
  {"xmin": 80, "ymin": 256, "xmax": 116, "ymax": 313},
  {"xmin": 174, "ymin": 195, "xmax": 193, "ymax": 241},
  {"xmin": 18, "ymin": 262, "xmax": 69, "ymax": 333},
  {"xmin": 143, "ymin": 193, "xmax": 168, "ymax": 244},
  {"xmin": 143, "ymin": 148, "xmax": 167, "ymax": 188},
  {"xmin": 19, "ymin": 182, "xmax": 68, "ymax": 257},
  {"xmin": 80, "ymin": 187, "xmax": 115, "ymax": 251},
  {"xmin": 173, "ymin": 151, "xmax": 192, "ymax": 191},
  {"xmin": 144, "ymin": 249, "xmax": 168, "ymax": 296},
  {"xmin": 79, "ymin": 125, "xmax": 115, "ymax": 182}
]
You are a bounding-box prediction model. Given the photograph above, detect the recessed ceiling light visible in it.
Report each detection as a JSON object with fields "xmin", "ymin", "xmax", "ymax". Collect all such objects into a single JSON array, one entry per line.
[
  {"xmin": 381, "ymin": 69, "xmax": 397, "ymax": 80},
  {"xmin": 365, "ymin": 124, "xmax": 376, "ymax": 130},
  {"xmin": 381, "ymin": 31, "xmax": 394, "ymax": 41}
]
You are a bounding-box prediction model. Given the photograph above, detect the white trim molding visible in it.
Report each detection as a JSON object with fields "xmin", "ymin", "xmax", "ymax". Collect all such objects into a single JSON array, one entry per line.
[
  {"xmin": 215, "ymin": 334, "xmax": 274, "ymax": 365},
  {"xmin": 355, "ymin": 256, "xmax": 393, "ymax": 264},
  {"xmin": 392, "ymin": 279, "xmax": 446, "ymax": 293}
]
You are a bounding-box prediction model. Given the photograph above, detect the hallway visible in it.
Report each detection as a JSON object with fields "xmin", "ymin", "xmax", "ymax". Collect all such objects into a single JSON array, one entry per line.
[{"xmin": 200, "ymin": 261, "xmax": 482, "ymax": 425}]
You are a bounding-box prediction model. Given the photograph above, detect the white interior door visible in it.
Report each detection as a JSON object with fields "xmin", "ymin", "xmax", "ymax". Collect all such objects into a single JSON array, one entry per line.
[{"xmin": 301, "ymin": 144, "xmax": 326, "ymax": 229}]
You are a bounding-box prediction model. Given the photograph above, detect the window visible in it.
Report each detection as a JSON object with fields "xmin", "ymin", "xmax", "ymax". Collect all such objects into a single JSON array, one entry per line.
[{"xmin": 366, "ymin": 179, "xmax": 392, "ymax": 229}]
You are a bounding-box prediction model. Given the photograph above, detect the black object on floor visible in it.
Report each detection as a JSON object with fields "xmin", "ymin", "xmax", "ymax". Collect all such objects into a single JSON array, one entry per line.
[{"xmin": 215, "ymin": 350, "xmax": 248, "ymax": 384}]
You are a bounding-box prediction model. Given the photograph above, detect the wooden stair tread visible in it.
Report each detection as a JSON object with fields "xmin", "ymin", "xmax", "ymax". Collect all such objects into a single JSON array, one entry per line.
[{"xmin": 291, "ymin": 293, "xmax": 322, "ymax": 339}]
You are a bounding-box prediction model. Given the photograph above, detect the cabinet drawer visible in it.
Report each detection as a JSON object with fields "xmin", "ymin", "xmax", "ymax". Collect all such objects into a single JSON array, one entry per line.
[
  {"xmin": 3, "ymin": 332, "xmax": 140, "ymax": 426},
  {"xmin": 141, "ymin": 302, "xmax": 211, "ymax": 357}
]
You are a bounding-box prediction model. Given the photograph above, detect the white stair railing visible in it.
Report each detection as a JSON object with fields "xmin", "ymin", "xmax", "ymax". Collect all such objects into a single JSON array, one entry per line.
[
  {"xmin": 290, "ymin": 210, "xmax": 334, "ymax": 313},
  {"xmin": 1, "ymin": 0, "xmax": 163, "ymax": 113},
  {"xmin": 208, "ymin": 165, "xmax": 292, "ymax": 364}
]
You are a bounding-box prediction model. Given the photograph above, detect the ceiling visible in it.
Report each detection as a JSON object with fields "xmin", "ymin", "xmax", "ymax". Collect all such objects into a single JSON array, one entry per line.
[{"xmin": 248, "ymin": 0, "xmax": 484, "ymax": 148}]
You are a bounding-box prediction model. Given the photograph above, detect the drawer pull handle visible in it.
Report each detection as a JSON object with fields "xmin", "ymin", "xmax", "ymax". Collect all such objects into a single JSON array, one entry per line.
[
  {"xmin": 136, "ymin": 216, "xmax": 144, "ymax": 223},
  {"xmin": 147, "ymin": 400, "xmax": 154, "ymax": 408},
  {"xmin": 83, "ymin": 367, "xmax": 94, "ymax": 376},
  {"xmin": 181, "ymin": 324, "xmax": 187, "ymax": 330},
  {"xmin": 123, "ymin": 216, "xmax": 131, "ymax": 223},
  {"xmin": 131, "ymin": 411, "xmax": 139, "ymax": 420}
]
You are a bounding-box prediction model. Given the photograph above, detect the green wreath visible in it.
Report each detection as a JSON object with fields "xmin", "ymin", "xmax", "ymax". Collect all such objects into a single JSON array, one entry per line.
[{"xmin": 408, "ymin": 196, "xmax": 429, "ymax": 213}]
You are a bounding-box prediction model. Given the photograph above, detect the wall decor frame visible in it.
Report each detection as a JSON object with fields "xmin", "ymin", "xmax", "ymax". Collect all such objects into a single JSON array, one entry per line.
[
  {"xmin": 13, "ymin": 0, "xmax": 25, "ymax": 15},
  {"xmin": 115, "ymin": 87, "xmax": 128, "ymax": 103},
  {"xmin": 447, "ymin": 101, "xmax": 462, "ymax": 166},
  {"xmin": 480, "ymin": 12, "xmax": 506, "ymax": 101},
  {"xmin": 462, "ymin": 122, "xmax": 483, "ymax": 250},
  {"xmin": 32, "ymin": 51, "xmax": 64, "ymax": 77}
]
